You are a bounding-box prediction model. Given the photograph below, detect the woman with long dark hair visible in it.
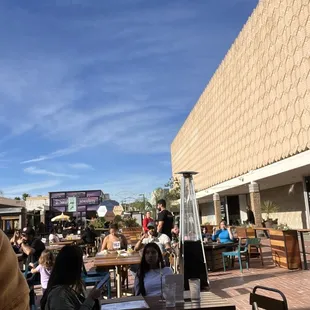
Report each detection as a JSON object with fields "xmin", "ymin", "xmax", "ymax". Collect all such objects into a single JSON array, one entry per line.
[
  {"xmin": 41, "ymin": 245, "xmax": 102, "ymax": 310},
  {"xmin": 134, "ymin": 243, "xmax": 173, "ymax": 296}
]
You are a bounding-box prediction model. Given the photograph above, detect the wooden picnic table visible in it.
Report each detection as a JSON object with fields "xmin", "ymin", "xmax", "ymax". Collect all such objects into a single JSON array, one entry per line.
[
  {"xmin": 54, "ymin": 240, "xmax": 76, "ymax": 245},
  {"xmin": 94, "ymin": 251, "xmax": 141, "ymax": 298},
  {"xmin": 101, "ymin": 291, "xmax": 236, "ymax": 309},
  {"xmin": 46, "ymin": 244, "xmax": 65, "ymax": 252}
]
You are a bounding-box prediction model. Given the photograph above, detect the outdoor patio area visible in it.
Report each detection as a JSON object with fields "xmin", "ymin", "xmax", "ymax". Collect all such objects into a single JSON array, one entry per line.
[
  {"xmin": 34, "ymin": 238, "xmax": 310, "ymax": 309},
  {"xmin": 209, "ymin": 238, "xmax": 310, "ymax": 310}
]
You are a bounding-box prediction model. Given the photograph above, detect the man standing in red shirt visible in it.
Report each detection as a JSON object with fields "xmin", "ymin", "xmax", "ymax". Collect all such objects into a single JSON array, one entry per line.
[{"xmin": 142, "ymin": 211, "xmax": 153, "ymax": 232}]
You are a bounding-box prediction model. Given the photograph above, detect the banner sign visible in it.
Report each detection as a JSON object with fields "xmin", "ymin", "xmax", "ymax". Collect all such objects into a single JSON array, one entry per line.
[
  {"xmin": 50, "ymin": 192, "xmax": 66, "ymax": 199},
  {"xmin": 67, "ymin": 192, "xmax": 86, "ymax": 198},
  {"xmin": 68, "ymin": 197, "xmax": 77, "ymax": 212},
  {"xmin": 51, "ymin": 196, "xmax": 99, "ymax": 207}
]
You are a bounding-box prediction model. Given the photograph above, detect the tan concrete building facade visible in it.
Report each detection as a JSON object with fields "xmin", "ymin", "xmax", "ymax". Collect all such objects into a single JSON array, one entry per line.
[{"xmin": 171, "ymin": 0, "xmax": 310, "ymax": 229}]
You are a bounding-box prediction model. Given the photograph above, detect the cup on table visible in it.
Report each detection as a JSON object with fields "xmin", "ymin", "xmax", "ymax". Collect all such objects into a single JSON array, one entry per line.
[
  {"xmin": 164, "ymin": 283, "xmax": 176, "ymax": 308},
  {"xmin": 189, "ymin": 278, "xmax": 200, "ymax": 302}
]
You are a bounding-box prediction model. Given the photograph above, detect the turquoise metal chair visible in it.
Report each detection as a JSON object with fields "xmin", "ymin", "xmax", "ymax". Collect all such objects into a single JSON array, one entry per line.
[
  {"xmin": 222, "ymin": 239, "xmax": 249, "ymax": 273},
  {"xmin": 81, "ymin": 262, "xmax": 111, "ymax": 298},
  {"xmin": 247, "ymin": 238, "xmax": 264, "ymax": 267}
]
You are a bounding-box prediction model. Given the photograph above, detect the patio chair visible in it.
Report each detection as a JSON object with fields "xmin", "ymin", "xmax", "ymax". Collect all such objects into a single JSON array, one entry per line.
[
  {"xmin": 81, "ymin": 264, "xmax": 111, "ymax": 299},
  {"xmin": 247, "ymin": 238, "xmax": 264, "ymax": 267},
  {"xmin": 249, "ymin": 285, "xmax": 288, "ymax": 310},
  {"xmin": 222, "ymin": 239, "xmax": 249, "ymax": 273}
]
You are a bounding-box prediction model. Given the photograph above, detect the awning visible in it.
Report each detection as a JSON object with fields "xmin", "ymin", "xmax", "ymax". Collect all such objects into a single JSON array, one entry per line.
[{"xmin": 0, "ymin": 207, "xmax": 23, "ymax": 214}]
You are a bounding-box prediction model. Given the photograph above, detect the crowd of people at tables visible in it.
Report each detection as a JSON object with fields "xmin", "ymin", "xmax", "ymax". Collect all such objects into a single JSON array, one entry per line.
[{"xmin": 1, "ymin": 199, "xmax": 241, "ymax": 309}]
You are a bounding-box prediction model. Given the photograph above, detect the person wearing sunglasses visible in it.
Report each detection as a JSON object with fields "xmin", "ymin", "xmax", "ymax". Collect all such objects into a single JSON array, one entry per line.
[
  {"xmin": 18, "ymin": 227, "xmax": 45, "ymax": 265},
  {"xmin": 134, "ymin": 222, "xmax": 171, "ymax": 255}
]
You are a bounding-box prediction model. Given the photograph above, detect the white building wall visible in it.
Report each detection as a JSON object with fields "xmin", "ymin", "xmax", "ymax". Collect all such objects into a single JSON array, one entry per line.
[
  {"xmin": 200, "ymin": 202, "xmax": 215, "ymax": 225},
  {"xmin": 25, "ymin": 196, "xmax": 49, "ymax": 212},
  {"xmin": 260, "ymin": 183, "xmax": 306, "ymax": 229}
]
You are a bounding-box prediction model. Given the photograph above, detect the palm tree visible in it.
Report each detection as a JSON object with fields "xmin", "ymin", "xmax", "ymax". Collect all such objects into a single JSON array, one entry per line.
[{"xmin": 22, "ymin": 193, "xmax": 30, "ymax": 201}]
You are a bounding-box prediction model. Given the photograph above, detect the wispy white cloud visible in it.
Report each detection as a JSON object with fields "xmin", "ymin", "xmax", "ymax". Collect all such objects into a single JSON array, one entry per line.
[
  {"xmin": 2, "ymin": 180, "xmax": 61, "ymax": 195},
  {"xmin": 24, "ymin": 166, "xmax": 78, "ymax": 178},
  {"xmin": 69, "ymin": 163, "xmax": 93, "ymax": 170},
  {"xmin": 20, "ymin": 107, "xmax": 178, "ymax": 163}
]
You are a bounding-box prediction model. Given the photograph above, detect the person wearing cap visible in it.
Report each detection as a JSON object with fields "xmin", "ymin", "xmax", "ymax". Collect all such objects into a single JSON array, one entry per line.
[
  {"xmin": 18, "ymin": 227, "xmax": 45, "ymax": 264},
  {"xmin": 134, "ymin": 222, "xmax": 171, "ymax": 254}
]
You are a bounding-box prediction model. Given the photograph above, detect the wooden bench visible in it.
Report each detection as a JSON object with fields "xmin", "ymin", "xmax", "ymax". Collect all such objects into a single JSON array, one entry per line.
[{"xmin": 122, "ymin": 227, "xmax": 143, "ymax": 246}]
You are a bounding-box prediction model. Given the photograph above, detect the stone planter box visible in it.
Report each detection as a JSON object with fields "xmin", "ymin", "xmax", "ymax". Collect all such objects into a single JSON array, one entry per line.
[{"xmin": 269, "ymin": 229, "xmax": 301, "ymax": 270}]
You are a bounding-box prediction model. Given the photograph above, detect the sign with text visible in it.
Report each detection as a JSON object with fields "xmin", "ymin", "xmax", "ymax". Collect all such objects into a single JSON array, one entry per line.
[
  {"xmin": 51, "ymin": 196, "xmax": 99, "ymax": 207},
  {"xmin": 113, "ymin": 241, "xmax": 121, "ymax": 250},
  {"xmin": 68, "ymin": 197, "xmax": 77, "ymax": 212},
  {"xmin": 67, "ymin": 192, "xmax": 86, "ymax": 198},
  {"xmin": 50, "ymin": 192, "xmax": 66, "ymax": 199}
]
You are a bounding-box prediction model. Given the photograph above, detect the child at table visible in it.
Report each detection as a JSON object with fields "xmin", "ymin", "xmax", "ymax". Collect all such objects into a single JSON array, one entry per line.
[{"xmin": 31, "ymin": 249, "xmax": 55, "ymax": 294}]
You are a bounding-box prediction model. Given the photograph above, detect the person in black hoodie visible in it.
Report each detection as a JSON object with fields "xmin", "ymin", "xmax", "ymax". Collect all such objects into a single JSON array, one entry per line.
[
  {"xmin": 81, "ymin": 225, "xmax": 97, "ymax": 245},
  {"xmin": 81, "ymin": 225, "xmax": 97, "ymax": 257}
]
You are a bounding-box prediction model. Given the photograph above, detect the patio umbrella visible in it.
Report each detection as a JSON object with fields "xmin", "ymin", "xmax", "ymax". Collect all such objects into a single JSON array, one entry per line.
[{"xmin": 51, "ymin": 212, "xmax": 70, "ymax": 222}]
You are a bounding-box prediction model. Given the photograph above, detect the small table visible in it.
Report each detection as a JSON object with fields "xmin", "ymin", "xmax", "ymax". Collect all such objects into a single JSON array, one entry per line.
[
  {"xmin": 46, "ymin": 244, "xmax": 65, "ymax": 252},
  {"xmin": 204, "ymin": 242, "xmax": 238, "ymax": 271},
  {"xmin": 101, "ymin": 292, "xmax": 236, "ymax": 309},
  {"xmin": 297, "ymin": 229, "xmax": 310, "ymax": 270},
  {"xmin": 54, "ymin": 240, "xmax": 76, "ymax": 245},
  {"xmin": 94, "ymin": 252, "xmax": 141, "ymax": 298}
]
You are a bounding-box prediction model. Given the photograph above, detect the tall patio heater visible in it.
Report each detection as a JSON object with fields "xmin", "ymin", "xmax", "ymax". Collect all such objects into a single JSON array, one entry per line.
[{"xmin": 177, "ymin": 171, "xmax": 210, "ymax": 290}]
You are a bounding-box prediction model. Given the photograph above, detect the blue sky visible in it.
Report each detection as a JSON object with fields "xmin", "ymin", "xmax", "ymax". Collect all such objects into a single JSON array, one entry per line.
[{"xmin": 0, "ymin": 0, "xmax": 258, "ymax": 201}]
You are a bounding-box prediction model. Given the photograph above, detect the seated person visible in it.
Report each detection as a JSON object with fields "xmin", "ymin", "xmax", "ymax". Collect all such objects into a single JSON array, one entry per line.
[
  {"xmin": 202, "ymin": 226, "xmax": 212, "ymax": 241},
  {"xmin": 101, "ymin": 223, "xmax": 128, "ymax": 286},
  {"xmin": 18, "ymin": 227, "xmax": 46, "ymax": 264},
  {"xmin": 134, "ymin": 243, "xmax": 173, "ymax": 296},
  {"xmin": 82, "ymin": 225, "xmax": 97, "ymax": 245},
  {"xmin": 211, "ymin": 221, "xmax": 234, "ymax": 243},
  {"xmin": 48, "ymin": 228, "xmax": 60, "ymax": 244},
  {"xmin": 63, "ymin": 218, "xmax": 77, "ymax": 236},
  {"xmin": 0, "ymin": 229, "xmax": 30, "ymax": 310},
  {"xmin": 171, "ymin": 224, "xmax": 179, "ymax": 244},
  {"xmin": 101, "ymin": 223, "xmax": 127, "ymax": 251},
  {"xmin": 82, "ymin": 225, "xmax": 97, "ymax": 256},
  {"xmin": 135, "ymin": 222, "xmax": 171, "ymax": 254},
  {"xmin": 40, "ymin": 246, "xmax": 102, "ymax": 310}
]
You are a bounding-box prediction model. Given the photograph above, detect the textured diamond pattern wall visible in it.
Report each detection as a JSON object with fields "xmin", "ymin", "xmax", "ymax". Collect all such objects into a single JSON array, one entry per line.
[{"xmin": 171, "ymin": 0, "xmax": 310, "ymax": 191}]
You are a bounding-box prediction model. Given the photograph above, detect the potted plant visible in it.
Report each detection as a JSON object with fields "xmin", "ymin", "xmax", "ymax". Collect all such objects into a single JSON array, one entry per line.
[
  {"xmin": 92, "ymin": 217, "xmax": 106, "ymax": 229},
  {"xmin": 261, "ymin": 200, "xmax": 279, "ymax": 228},
  {"xmin": 123, "ymin": 217, "xmax": 140, "ymax": 229}
]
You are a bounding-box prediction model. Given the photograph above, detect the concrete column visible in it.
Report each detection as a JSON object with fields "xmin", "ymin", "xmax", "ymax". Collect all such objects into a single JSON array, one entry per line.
[
  {"xmin": 40, "ymin": 210, "xmax": 45, "ymax": 224},
  {"xmin": 302, "ymin": 177, "xmax": 310, "ymax": 229},
  {"xmin": 21, "ymin": 207, "xmax": 27, "ymax": 229},
  {"xmin": 213, "ymin": 193, "xmax": 222, "ymax": 225},
  {"xmin": 249, "ymin": 182, "xmax": 262, "ymax": 227}
]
